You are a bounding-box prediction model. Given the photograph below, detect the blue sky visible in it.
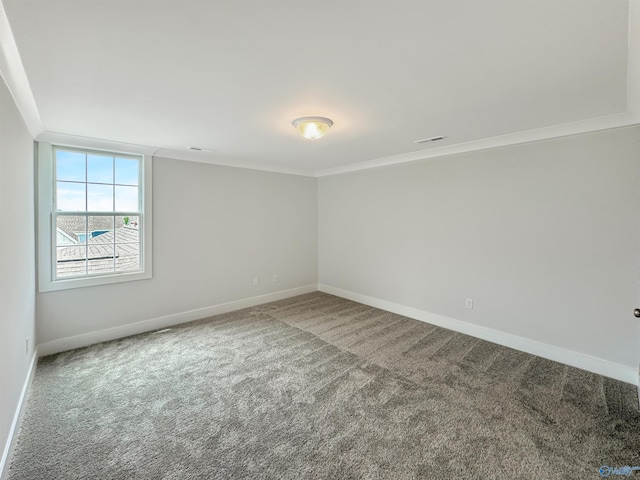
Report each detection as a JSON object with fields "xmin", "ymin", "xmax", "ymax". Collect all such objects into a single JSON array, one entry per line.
[{"xmin": 56, "ymin": 150, "xmax": 140, "ymax": 212}]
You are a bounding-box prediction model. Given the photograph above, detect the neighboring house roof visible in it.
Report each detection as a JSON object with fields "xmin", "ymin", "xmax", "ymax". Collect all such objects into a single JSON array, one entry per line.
[
  {"xmin": 56, "ymin": 216, "xmax": 137, "ymax": 241},
  {"xmin": 56, "ymin": 225, "xmax": 140, "ymax": 277},
  {"xmin": 56, "ymin": 215, "xmax": 116, "ymax": 241},
  {"xmin": 56, "ymin": 228, "xmax": 76, "ymax": 244}
]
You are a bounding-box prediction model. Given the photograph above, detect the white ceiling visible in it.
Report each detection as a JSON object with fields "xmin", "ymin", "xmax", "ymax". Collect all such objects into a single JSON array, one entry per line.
[{"xmin": 1, "ymin": 0, "xmax": 638, "ymax": 176}]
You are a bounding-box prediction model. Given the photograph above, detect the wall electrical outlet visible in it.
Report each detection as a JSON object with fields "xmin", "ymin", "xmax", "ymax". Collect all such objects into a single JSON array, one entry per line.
[
  {"xmin": 253, "ymin": 277, "xmax": 259, "ymax": 286},
  {"xmin": 465, "ymin": 298, "xmax": 473, "ymax": 309},
  {"xmin": 273, "ymin": 274, "xmax": 279, "ymax": 283}
]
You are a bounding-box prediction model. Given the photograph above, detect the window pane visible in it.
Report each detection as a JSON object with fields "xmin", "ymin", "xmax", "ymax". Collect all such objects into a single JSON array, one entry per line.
[
  {"xmin": 116, "ymin": 215, "xmax": 133, "ymax": 228},
  {"xmin": 115, "ymin": 214, "xmax": 140, "ymax": 272},
  {"xmin": 115, "ymin": 158, "xmax": 139, "ymax": 186},
  {"xmin": 115, "ymin": 186, "xmax": 139, "ymax": 212},
  {"xmin": 56, "ymin": 216, "xmax": 86, "ymax": 246},
  {"xmin": 87, "ymin": 216, "xmax": 115, "ymax": 275},
  {"xmin": 115, "ymin": 216, "xmax": 139, "ymax": 240},
  {"xmin": 56, "ymin": 150, "xmax": 85, "ymax": 182},
  {"xmin": 88, "ymin": 258, "xmax": 115, "ymax": 275},
  {"xmin": 87, "ymin": 183, "xmax": 113, "ymax": 212},
  {"xmin": 87, "ymin": 154, "xmax": 114, "ymax": 184},
  {"xmin": 56, "ymin": 182, "xmax": 86, "ymax": 211},
  {"xmin": 115, "ymin": 243, "xmax": 140, "ymax": 272},
  {"xmin": 88, "ymin": 216, "xmax": 114, "ymax": 236},
  {"xmin": 56, "ymin": 245, "xmax": 87, "ymax": 278}
]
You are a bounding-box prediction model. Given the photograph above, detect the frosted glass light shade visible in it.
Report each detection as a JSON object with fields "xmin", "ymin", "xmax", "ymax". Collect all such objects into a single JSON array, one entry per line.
[{"xmin": 292, "ymin": 116, "xmax": 333, "ymax": 140}]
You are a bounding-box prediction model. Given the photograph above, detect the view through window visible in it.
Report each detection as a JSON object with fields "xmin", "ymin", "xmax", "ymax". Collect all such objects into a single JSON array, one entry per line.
[{"xmin": 54, "ymin": 147, "xmax": 143, "ymax": 279}]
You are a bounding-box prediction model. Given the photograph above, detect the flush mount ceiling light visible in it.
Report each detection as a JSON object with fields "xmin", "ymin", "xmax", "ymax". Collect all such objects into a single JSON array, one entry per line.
[{"xmin": 292, "ymin": 116, "xmax": 333, "ymax": 140}]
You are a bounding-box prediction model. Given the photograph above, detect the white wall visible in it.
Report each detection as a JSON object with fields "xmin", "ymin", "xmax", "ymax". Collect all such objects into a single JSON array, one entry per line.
[
  {"xmin": 0, "ymin": 75, "xmax": 36, "ymax": 471},
  {"xmin": 37, "ymin": 157, "xmax": 317, "ymax": 350},
  {"xmin": 318, "ymin": 126, "xmax": 640, "ymax": 379}
]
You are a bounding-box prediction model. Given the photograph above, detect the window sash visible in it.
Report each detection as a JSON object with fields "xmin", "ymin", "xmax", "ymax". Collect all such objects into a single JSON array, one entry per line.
[
  {"xmin": 52, "ymin": 211, "xmax": 145, "ymax": 280},
  {"xmin": 53, "ymin": 145, "xmax": 143, "ymax": 214}
]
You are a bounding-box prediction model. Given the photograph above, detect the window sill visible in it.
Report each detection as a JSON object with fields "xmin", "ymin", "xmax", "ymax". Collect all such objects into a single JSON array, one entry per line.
[{"xmin": 38, "ymin": 269, "xmax": 152, "ymax": 293}]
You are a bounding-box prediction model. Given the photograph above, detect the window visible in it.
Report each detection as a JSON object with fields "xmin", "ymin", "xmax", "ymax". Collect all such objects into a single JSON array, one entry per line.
[{"xmin": 37, "ymin": 141, "xmax": 152, "ymax": 291}]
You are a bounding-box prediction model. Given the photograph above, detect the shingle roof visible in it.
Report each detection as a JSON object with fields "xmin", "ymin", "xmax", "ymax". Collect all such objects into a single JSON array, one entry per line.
[
  {"xmin": 56, "ymin": 225, "xmax": 140, "ymax": 277},
  {"xmin": 56, "ymin": 216, "xmax": 138, "ymax": 242}
]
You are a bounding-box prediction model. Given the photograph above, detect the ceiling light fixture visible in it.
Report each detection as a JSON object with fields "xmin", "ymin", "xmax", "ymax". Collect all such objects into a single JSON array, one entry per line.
[{"xmin": 292, "ymin": 116, "xmax": 333, "ymax": 140}]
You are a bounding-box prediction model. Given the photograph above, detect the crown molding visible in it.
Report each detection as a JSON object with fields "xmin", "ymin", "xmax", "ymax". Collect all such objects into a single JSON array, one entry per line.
[
  {"xmin": 36, "ymin": 131, "xmax": 159, "ymax": 157},
  {"xmin": 0, "ymin": 0, "xmax": 42, "ymax": 138},
  {"xmin": 2, "ymin": 0, "xmax": 639, "ymax": 178},
  {"xmin": 153, "ymin": 148, "xmax": 316, "ymax": 177},
  {"xmin": 315, "ymin": 112, "xmax": 640, "ymax": 177}
]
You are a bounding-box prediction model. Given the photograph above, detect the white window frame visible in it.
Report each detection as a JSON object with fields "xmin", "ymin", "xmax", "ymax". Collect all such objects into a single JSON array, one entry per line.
[{"xmin": 37, "ymin": 139, "xmax": 153, "ymax": 292}]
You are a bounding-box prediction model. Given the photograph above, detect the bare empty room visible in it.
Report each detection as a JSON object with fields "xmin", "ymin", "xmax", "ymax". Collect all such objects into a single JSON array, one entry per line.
[{"xmin": 1, "ymin": 1, "xmax": 640, "ymax": 478}]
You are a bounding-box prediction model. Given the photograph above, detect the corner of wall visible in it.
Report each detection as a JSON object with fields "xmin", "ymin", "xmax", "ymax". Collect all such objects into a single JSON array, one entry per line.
[{"xmin": 0, "ymin": 349, "xmax": 38, "ymax": 480}]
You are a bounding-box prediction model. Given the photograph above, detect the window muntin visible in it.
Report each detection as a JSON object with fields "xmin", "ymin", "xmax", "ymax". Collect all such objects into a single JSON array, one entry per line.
[{"xmin": 53, "ymin": 147, "xmax": 143, "ymax": 280}]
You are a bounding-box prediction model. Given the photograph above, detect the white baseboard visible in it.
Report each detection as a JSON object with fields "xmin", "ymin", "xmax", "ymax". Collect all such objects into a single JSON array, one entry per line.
[
  {"xmin": 38, "ymin": 284, "xmax": 318, "ymax": 357},
  {"xmin": 34, "ymin": 281, "xmax": 639, "ymax": 385},
  {"xmin": 0, "ymin": 348, "xmax": 38, "ymax": 480},
  {"xmin": 318, "ymin": 284, "xmax": 638, "ymax": 386}
]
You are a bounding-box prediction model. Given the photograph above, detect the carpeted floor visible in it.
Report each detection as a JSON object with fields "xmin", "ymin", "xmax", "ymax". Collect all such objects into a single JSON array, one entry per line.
[{"xmin": 8, "ymin": 292, "xmax": 640, "ymax": 479}]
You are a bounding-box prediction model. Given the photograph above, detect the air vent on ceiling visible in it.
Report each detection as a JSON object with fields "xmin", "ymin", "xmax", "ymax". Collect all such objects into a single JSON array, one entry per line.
[
  {"xmin": 187, "ymin": 146, "xmax": 213, "ymax": 152},
  {"xmin": 413, "ymin": 135, "xmax": 445, "ymax": 144}
]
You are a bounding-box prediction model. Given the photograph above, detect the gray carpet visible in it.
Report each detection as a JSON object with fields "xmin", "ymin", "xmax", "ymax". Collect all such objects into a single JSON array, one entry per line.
[{"xmin": 8, "ymin": 292, "xmax": 640, "ymax": 479}]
